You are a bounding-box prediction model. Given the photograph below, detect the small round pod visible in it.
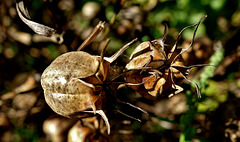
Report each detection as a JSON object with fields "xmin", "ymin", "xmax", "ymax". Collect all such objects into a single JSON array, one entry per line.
[
  {"xmin": 41, "ymin": 38, "xmax": 137, "ymax": 134},
  {"xmin": 43, "ymin": 116, "xmax": 76, "ymax": 142},
  {"xmin": 68, "ymin": 117, "xmax": 109, "ymax": 142},
  {"xmin": 125, "ymin": 15, "xmax": 208, "ymax": 99},
  {"xmin": 68, "ymin": 122, "xmax": 94, "ymax": 142}
]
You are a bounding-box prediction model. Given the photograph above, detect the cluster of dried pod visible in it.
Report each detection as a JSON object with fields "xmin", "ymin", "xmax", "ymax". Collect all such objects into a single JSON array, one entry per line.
[{"xmin": 16, "ymin": 1, "xmax": 208, "ymax": 136}]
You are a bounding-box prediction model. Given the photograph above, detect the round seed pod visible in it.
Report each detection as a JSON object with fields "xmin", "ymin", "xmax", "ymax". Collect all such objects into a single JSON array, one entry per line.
[
  {"xmin": 125, "ymin": 15, "xmax": 208, "ymax": 99},
  {"xmin": 41, "ymin": 51, "xmax": 106, "ymax": 118},
  {"xmin": 41, "ymin": 51, "xmax": 110, "ymax": 132},
  {"xmin": 68, "ymin": 117, "xmax": 109, "ymax": 142},
  {"xmin": 68, "ymin": 122, "xmax": 94, "ymax": 142}
]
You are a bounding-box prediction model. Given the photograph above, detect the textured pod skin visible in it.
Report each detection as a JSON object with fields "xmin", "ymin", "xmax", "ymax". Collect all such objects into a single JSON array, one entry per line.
[
  {"xmin": 126, "ymin": 41, "xmax": 166, "ymax": 70},
  {"xmin": 41, "ymin": 51, "xmax": 110, "ymax": 118}
]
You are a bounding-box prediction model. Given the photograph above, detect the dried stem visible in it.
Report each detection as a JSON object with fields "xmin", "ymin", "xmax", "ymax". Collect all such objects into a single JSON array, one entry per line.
[{"xmin": 77, "ymin": 21, "xmax": 105, "ymax": 51}]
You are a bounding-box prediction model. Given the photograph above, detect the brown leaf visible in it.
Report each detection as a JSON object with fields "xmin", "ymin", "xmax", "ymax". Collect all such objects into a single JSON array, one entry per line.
[{"xmin": 16, "ymin": 1, "xmax": 63, "ymax": 43}]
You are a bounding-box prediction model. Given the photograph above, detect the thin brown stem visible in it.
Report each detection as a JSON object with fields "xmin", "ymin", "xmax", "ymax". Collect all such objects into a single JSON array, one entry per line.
[{"xmin": 77, "ymin": 21, "xmax": 105, "ymax": 51}]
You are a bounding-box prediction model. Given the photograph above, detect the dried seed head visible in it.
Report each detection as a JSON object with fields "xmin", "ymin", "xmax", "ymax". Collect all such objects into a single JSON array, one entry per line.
[
  {"xmin": 125, "ymin": 15, "xmax": 208, "ymax": 99},
  {"xmin": 41, "ymin": 38, "xmax": 137, "ymax": 134},
  {"xmin": 41, "ymin": 51, "xmax": 104, "ymax": 116},
  {"xmin": 41, "ymin": 50, "xmax": 112, "ymax": 133}
]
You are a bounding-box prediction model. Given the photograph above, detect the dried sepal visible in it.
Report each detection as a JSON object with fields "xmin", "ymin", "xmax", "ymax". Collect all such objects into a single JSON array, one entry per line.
[
  {"xmin": 83, "ymin": 110, "xmax": 110, "ymax": 134},
  {"xmin": 165, "ymin": 15, "xmax": 209, "ymax": 98},
  {"xmin": 16, "ymin": 1, "xmax": 63, "ymax": 43},
  {"xmin": 104, "ymin": 38, "xmax": 138, "ymax": 63},
  {"xmin": 170, "ymin": 15, "xmax": 208, "ymax": 66}
]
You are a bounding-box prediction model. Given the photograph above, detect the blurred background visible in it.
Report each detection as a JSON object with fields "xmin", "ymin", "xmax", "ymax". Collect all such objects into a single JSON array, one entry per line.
[{"xmin": 0, "ymin": 0, "xmax": 240, "ymax": 141}]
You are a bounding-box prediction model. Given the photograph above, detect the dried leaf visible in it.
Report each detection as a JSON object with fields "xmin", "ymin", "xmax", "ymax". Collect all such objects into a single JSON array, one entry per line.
[{"xmin": 16, "ymin": 1, "xmax": 63, "ymax": 43}]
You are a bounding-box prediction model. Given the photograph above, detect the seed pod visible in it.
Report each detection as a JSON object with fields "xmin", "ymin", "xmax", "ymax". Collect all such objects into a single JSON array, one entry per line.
[
  {"xmin": 125, "ymin": 15, "xmax": 208, "ymax": 99},
  {"xmin": 43, "ymin": 116, "xmax": 76, "ymax": 142},
  {"xmin": 68, "ymin": 121, "xmax": 94, "ymax": 142},
  {"xmin": 41, "ymin": 38, "xmax": 137, "ymax": 134},
  {"xmin": 68, "ymin": 117, "xmax": 109, "ymax": 142}
]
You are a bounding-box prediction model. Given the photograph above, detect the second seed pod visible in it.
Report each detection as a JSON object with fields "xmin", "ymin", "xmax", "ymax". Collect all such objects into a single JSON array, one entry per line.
[{"xmin": 125, "ymin": 15, "xmax": 208, "ymax": 99}]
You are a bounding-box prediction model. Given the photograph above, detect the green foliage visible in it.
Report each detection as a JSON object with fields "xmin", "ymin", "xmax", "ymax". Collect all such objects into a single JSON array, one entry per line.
[
  {"xmin": 179, "ymin": 45, "xmax": 225, "ymax": 141},
  {"xmin": 145, "ymin": 0, "xmax": 240, "ymax": 41},
  {"xmin": 13, "ymin": 125, "xmax": 40, "ymax": 142},
  {"xmin": 179, "ymin": 90, "xmax": 197, "ymax": 142},
  {"xmin": 105, "ymin": 5, "xmax": 116, "ymax": 22},
  {"xmin": 47, "ymin": 44, "xmax": 61, "ymax": 60},
  {"xmin": 199, "ymin": 47, "xmax": 225, "ymax": 89}
]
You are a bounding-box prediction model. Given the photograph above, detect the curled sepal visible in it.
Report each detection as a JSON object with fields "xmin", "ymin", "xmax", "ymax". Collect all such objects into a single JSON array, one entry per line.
[
  {"xmin": 104, "ymin": 38, "xmax": 138, "ymax": 63},
  {"xmin": 83, "ymin": 110, "xmax": 110, "ymax": 134},
  {"xmin": 170, "ymin": 15, "xmax": 207, "ymax": 65},
  {"xmin": 172, "ymin": 64, "xmax": 214, "ymax": 98},
  {"xmin": 180, "ymin": 72, "xmax": 201, "ymax": 98},
  {"xmin": 16, "ymin": 1, "xmax": 63, "ymax": 43}
]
